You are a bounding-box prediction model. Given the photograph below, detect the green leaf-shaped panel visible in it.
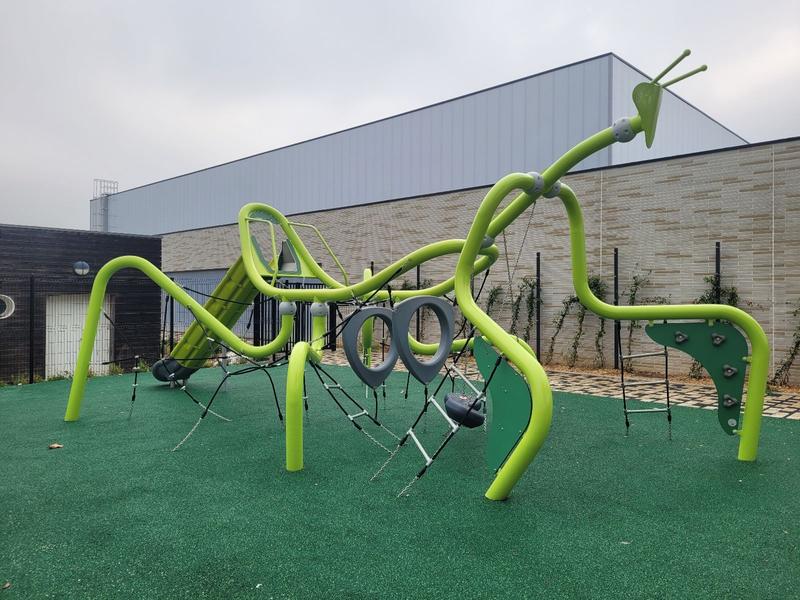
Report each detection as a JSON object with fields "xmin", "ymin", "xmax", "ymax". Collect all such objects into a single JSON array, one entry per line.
[
  {"xmin": 473, "ymin": 337, "xmax": 532, "ymax": 471},
  {"xmin": 645, "ymin": 321, "xmax": 748, "ymax": 435}
]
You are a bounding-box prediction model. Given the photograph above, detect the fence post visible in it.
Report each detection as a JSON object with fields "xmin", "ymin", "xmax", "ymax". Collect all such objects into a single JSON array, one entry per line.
[
  {"xmin": 168, "ymin": 284, "xmax": 175, "ymax": 353},
  {"xmin": 328, "ymin": 301, "xmax": 337, "ymax": 350},
  {"xmin": 535, "ymin": 252, "xmax": 541, "ymax": 360},
  {"xmin": 415, "ymin": 264, "xmax": 421, "ymax": 341},
  {"xmin": 253, "ymin": 294, "xmax": 261, "ymax": 346},
  {"xmin": 28, "ymin": 276, "xmax": 35, "ymax": 384},
  {"xmin": 613, "ymin": 247, "xmax": 620, "ymax": 370},
  {"xmin": 715, "ymin": 241, "xmax": 721, "ymax": 303}
]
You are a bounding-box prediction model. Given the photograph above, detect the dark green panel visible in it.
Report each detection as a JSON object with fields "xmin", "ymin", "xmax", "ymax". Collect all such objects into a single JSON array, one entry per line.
[
  {"xmin": 473, "ymin": 337, "xmax": 532, "ymax": 471},
  {"xmin": 645, "ymin": 321, "xmax": 748, "ymax": 435}
]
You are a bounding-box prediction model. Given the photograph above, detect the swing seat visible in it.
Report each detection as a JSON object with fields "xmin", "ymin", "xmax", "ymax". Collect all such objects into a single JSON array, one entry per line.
[{"xmin": 444, "ymin": 393, "xmax": 485, "ymax": 428}]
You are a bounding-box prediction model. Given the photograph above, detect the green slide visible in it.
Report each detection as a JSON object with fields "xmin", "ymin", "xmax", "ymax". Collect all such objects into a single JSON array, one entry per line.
[{"xmin": 151, "ymin": 256, "xmax": 259, "ymax": 382}]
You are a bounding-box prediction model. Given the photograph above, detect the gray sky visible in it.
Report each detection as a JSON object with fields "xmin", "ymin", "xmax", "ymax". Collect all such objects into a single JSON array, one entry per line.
[{"xmin": 1, "ymin": 0, "xmax": 798, "ymax": 229}]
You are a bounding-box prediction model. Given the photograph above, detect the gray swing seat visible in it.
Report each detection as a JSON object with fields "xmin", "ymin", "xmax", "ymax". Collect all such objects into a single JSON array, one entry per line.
[{"xmin": 444, "ymin": 392, "xmax": 485, "ymax": 428}]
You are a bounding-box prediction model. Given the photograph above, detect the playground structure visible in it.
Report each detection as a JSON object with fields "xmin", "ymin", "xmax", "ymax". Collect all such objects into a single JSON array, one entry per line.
[{"xmin": 63, "ymin": 50, "xmax": 770, "ymax": 501}]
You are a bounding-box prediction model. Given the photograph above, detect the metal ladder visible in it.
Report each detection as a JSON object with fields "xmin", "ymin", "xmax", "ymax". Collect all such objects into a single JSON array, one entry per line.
[
  {"xmin": 616, "ymin": 326, "xmax": 672, "ymax": 437},
  {"xmin": 371, "ymin": 360, "xmax": 489, "ymax": 497}
]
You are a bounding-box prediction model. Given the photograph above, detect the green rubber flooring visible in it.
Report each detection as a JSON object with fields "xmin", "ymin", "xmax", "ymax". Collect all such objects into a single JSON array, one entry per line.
[{"xmin": 1, "ymin": 365, "xmax": 798, "ymax": 599}]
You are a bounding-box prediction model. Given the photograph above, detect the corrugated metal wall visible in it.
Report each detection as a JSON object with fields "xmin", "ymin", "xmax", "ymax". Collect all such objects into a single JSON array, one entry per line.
[
  {"xmin": 99, "ymin": 53, "xmax": 744, "ymax": 236},
  {"xmin": 610, "ymin": 56, "xmax": 745, "ymax": 164},
  {"xmin": 101, "ymin": 55, "xmax": 613, "ymax": 235}
]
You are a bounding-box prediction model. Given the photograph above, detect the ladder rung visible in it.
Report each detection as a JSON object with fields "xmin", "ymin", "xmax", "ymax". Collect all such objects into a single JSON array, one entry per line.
[
  {"xmin": 447, "ymin": 364, "xmax": 483, "ymax": 397},
  {"xmin": 625, "ymin": 408, "xmax": 669, "ymax": 414},
  {"xmin": 406, "ymin": 430, "xmax": 432, "ymax": 465},
  {"xmin": 624, "ymin": 380, "xmax": 668, "ymax": 387},
  {"xmin": 347, "ymin": 409, "xmax": 368, "ymax": 421},
  {"xmin": 428, "ymin": 398, "xmax": 459, "ymax": 431},
  {"xmin": 621, "ymin": 351, "xmax": 667, "ymax": 360}
]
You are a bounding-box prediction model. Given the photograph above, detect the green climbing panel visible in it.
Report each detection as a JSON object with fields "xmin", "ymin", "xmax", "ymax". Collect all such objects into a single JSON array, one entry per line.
[
  {"xmin": 645, "ymin": 321, "xmax": 749, "ymax": 435},
  {"xmin": 473, "ymin": 337, "xmax": 532, "ymax": 471}
]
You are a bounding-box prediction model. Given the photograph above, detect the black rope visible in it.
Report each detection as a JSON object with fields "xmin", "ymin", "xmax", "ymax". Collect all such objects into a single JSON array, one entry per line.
[
  {"xmin": 311, "ymin": 362, "xmax": 385, "ymax": 427},
  {"xmin": 181, "ymin": 285, "xmax": 252, "ymax": 306}
]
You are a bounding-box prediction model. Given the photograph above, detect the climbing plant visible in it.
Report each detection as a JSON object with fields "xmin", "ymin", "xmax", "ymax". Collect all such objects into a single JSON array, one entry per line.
[
  {"xmin": 508, "ymin": 276, "xmax": 539, "ymax": 343},
  {"xmin": 523, "ymin": 276, "xmax": 539, "ymax": 343},
  {"xmin": 770, "ymin": 300, "xmax": 800, "ymax": 387},
  {"xmin": 546, "ymin": 274, "xmax": 607, "ymax": 367},
  {"xmin": 484, "ymin": 285, "xmax": 505, "ymax": 320}
]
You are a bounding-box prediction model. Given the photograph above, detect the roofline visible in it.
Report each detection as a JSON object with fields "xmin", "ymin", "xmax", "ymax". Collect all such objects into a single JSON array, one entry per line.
[
  {"xmin": 108, "ymin": 52, "xmax": 619, "ymax": 197},
  {"xmin": 609, "ymin": 52, "xmax": 747, "ymax": 144},
  {"xmin": 0, "ymin": 222, "xmax": 161, "ymax": 239},
  {"xmin": 159, "ymin": 134, "xmax": 799, "ymax": 238}
]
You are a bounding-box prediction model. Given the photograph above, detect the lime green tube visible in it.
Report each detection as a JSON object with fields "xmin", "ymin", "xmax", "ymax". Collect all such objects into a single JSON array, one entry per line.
[
  {"xmin": 556, "ymin": 183, "xmax": 767, "ymax": 461},
  {"xmin": 153, "ymin": 255, "xmax": 259, "ymax": 381},
  {"xmin": 64, "ymin": 256, "xmax": 295, "ymax": 421},
  {"xmin": 285, "ymin": 341, "xmax": 321, "ymax": 471},
  {"xmin": 453, "ymin": 172, "xmax": 554, "ymax": 501},
  {"xmin": 360, "ymin": 268, "xmax": 373, "ymax": 367},
  {"xmin": 238, "ymin": 203, "xmax": 500, "ymax": 303}
]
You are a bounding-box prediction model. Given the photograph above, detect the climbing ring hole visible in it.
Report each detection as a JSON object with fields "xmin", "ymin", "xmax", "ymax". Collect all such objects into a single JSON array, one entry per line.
[{"xmin": 0, "ymin": 294, "xmax": 15, "ymax": 320}]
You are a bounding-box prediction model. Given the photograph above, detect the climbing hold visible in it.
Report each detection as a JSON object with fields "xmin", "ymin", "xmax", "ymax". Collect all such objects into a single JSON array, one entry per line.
[
  {"xmin": 722, "ymin": 364, "xmax": 738, "ymax": 378},
  {"xmin": 444, "ymin": 392, "xmax": 485, "ymax": 429},
  {"xmin": 711, "ymin": 332, "xmax": 726, "ymax": 346},
  {"xmin": 674, "ymin": 331, "xmax": 688, "ymax": 344},
  {"xmin": 722, "ymin": 395, "xmax": 739, "ymax": 408}
]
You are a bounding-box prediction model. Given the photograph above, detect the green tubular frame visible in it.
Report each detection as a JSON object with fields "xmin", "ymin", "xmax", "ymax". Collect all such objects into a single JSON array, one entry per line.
[
  {"xmin": 64, "ymin": 49, "xmax": 767, "ymax": 502},
  {"xmin": 63, "ymin": 256, "xmax": 295, "ymax": 421},
  {"xmin": 286, "ymin": 342, "xmax": 321, "ymax": 471}
]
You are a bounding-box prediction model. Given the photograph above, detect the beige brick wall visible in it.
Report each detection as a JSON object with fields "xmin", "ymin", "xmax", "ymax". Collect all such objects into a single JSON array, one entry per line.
[{"xmin": 163, "ymin": 139, "xmax": 800, "ymax": 384}]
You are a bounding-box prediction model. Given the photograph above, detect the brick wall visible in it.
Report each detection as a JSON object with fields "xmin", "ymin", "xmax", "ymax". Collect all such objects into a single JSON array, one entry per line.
[{"xmin": 163, "ymin": 139, "xmax": 800, "ymax": 384}]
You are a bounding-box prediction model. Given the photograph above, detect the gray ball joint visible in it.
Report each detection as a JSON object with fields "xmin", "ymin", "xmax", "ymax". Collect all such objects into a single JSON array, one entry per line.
[
  {"xmin": 526, "ymin": 171, "xmax": 544, "ymax": 195},
  {"xmin": 279, "ymin": 301, "xmax": 297, "ymax": 316},
  {"xmin": 309, "ymin": 301, "xmax": 328, "ymax": 317},
  {"xmin": 543, "ymin": 180, "xmax": 562, "ymax": 198},
  {"xmin": 612, "ymin": 118, "xmax": 636, "ymax": 143}
]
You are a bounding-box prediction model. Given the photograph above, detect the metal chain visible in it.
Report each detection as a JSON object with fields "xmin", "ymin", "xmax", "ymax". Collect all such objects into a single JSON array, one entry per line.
[
  {"xmin": 370, "ymin": 443, "xmax": 402, "ymax": 481},
  {"xmin": 172, "ymin": 417, "xmax": 203, "ymax": 452},
  {"xmin": 358, "ymin": 426, "xmax": 394, "ymax": 454},
  {"xmin": 396, "ymin": 476, "xmax": 420, "ymax": 498}
]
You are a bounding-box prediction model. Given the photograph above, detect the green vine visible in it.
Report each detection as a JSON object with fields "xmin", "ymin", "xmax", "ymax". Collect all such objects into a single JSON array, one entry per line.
[
  {"xmin": 545, "ymin": 293, "xmax": 579, "ymax": 363},
  {"xmin": 484, "ymin": 285, "xmax": 505, "ymax": 320},
  {"xmin": 770, "ymin": 301, "xmax": 800, "ymax": 387},
  {"xmin": 547, "ymin": 273, "xmax": 607, "ymax": 366},
  {"xmin": 509, "ymin": 285, "xmax": 524, "ymax": 337},
  {"xmin": 523, "ymin": 277, "xmax": 538, "ymax": 342}
]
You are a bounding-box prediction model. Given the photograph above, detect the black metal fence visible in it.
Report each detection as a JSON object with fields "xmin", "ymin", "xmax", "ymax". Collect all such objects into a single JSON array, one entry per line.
[
  {"xmin": 161, "ymin": 277, "xmax": 339, "ymax": 358},
  {"xmin": 0, "ymin": 275, "xmax": 160, "ymax": 385}
]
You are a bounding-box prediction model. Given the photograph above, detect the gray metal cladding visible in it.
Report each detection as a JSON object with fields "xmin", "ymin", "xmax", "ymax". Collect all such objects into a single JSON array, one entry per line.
[
  {"xmin": 609, "ymin": 56, "xmax": 745, "ymax": 164},
  {"xmin": 99, "ymin": 54, "xmax": 741, "ymax": 236}
]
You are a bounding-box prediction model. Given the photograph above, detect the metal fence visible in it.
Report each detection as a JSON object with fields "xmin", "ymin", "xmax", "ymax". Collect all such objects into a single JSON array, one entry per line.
[
  {"xmin": 0, "ymin": 275, "xmax": 160, "ymax": 385},
  {"xmin": 161, "ymin": 277, "xmax": 339, "ymax": 358}
]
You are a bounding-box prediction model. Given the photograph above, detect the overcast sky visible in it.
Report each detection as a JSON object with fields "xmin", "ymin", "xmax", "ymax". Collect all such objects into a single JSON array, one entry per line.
[{"xmin": 1, "ymin": 1, "xmax": 798, "ymax": 230}]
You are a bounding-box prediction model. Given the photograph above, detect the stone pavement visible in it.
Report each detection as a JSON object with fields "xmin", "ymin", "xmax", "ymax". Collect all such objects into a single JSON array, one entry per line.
[{"xmin": 320, "ymin": 348, "xmax": 800, "ymax": 420}]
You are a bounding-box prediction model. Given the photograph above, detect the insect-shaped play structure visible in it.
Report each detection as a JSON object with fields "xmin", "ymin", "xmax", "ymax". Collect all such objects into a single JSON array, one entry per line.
[{"xmin": 64, "ymin": 50, "xmax": 769, "ymax": 501}]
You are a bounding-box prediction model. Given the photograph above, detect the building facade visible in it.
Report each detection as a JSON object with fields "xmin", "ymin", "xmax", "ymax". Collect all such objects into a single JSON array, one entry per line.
[
  {"xmin": 0, "ymin": 225, "xmax": 162, "ymax": 383},
  {"xmin": 91, "ymin": 53, "xmax": 744, "ymax": 237}
]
